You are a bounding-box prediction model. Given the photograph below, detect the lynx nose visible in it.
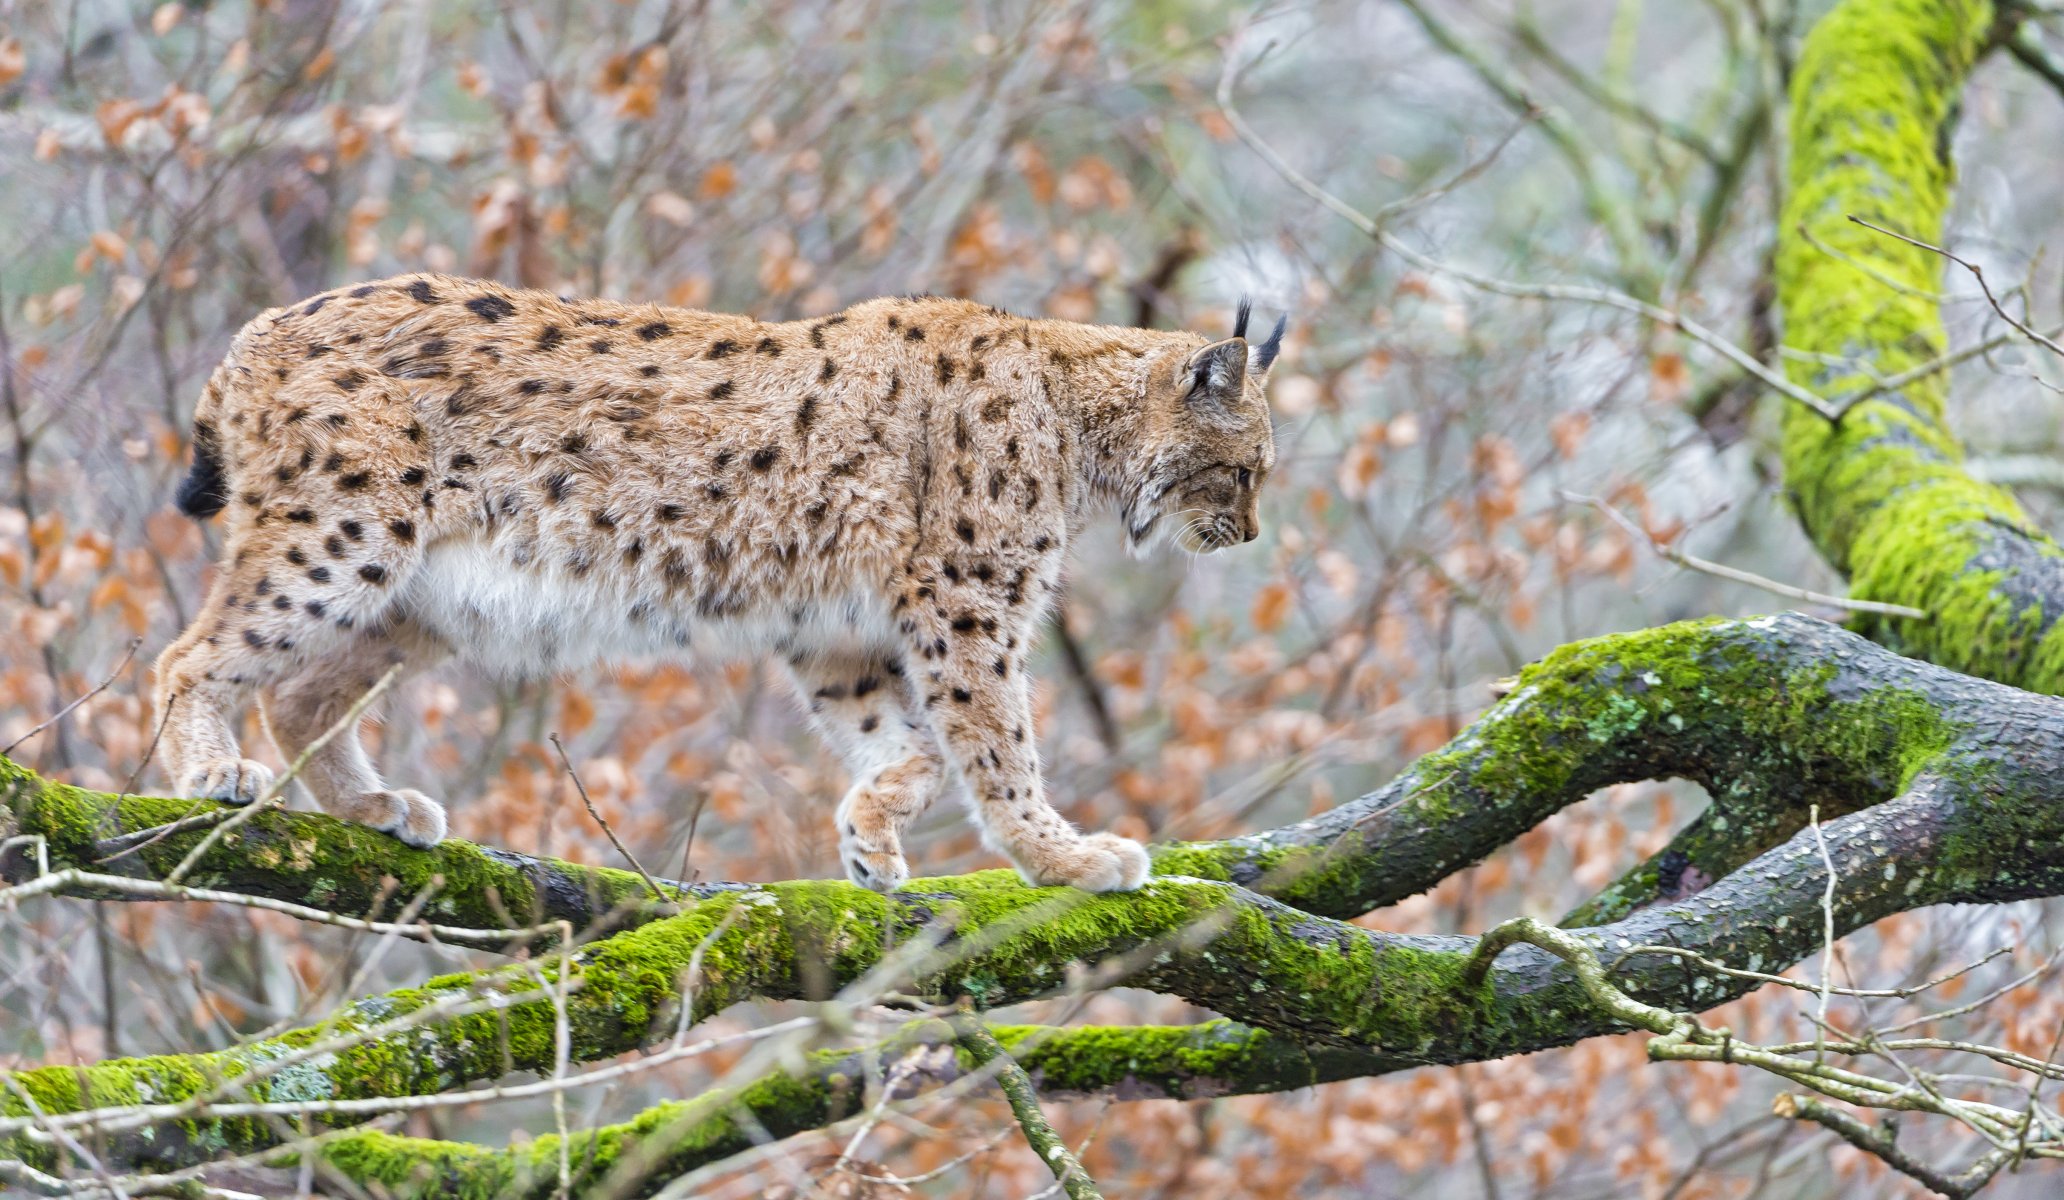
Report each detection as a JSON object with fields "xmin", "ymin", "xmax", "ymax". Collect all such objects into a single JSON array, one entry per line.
[{"xmin": 1242, "ymin": 520, "xmax": 1259, "ymax": 543}]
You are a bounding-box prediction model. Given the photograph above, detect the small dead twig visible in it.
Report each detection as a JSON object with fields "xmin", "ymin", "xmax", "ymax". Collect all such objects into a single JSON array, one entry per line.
[
  {"xmin": 1775, "ymin": 1092, "xmax": 2013, "ymax": 1199},
  {"xmin": 2, "ymin": 637, "xmax": 140, "ymax": 757},
  {"xmin": 1564, "ymin": 492, "xmax": 1929, "ymax": 620},
  {"xmin": 1048, "ymin": 607, "xmax": 1121, "ymax": 755},
  {"xmin": 550, "ymin": 732, "xmax": 673, "ymax": 907},
  {"xmin": 1849, "ymin": 216, "xmax": 2064, "ymax": 361},
  {"xmin": 1811, "ymin": 804, "xmax": 1838, "ymax": 1064}
]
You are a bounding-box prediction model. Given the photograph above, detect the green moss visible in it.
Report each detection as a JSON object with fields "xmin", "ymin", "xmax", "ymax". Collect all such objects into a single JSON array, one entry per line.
[
  {"xmin": 1774, "ymin": 0, "xmax": 2064, "ymax": 692},
  {"xmin": 0, "ymin": 753, "xmax": 693, "ymax": 947}
]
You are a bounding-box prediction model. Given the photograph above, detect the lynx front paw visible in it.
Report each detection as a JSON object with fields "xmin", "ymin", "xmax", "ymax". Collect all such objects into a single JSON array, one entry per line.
[
  {"xmin": 180, "ymin": 759, "xmax": 276, "ymax": 806},
  {"xmin": 348, "ymin": 789, "xmax": 447, "ymax": 848},
  {"xmin": 1025, "ymin": 832, "xmax": 1152, "ymax": 893},
  {"xmin": 839, "ymin": 831, "xmax": 910, "ymax": 893}
]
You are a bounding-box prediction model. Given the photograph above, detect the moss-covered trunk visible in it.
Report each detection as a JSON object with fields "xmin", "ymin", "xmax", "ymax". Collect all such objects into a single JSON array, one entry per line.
[{"xmin": 1777, "ymin": 0, "xmax": 2064, "ymax": 690}]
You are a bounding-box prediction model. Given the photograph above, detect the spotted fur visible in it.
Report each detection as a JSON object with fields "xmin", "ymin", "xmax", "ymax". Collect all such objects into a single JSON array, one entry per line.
[{"xmin": 153, "ymin": 274, "xmax": 1279, "ymax": 891}]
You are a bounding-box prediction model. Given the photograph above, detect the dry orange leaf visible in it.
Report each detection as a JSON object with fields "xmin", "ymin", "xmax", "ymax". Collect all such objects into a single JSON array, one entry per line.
[
  {"xmin": 1250, "ymin": 581, "xmax": 1293, "ymax": 633},
  {"xmin": 698, "ymin": 162, "xmax": 737, "ymax": 201}
]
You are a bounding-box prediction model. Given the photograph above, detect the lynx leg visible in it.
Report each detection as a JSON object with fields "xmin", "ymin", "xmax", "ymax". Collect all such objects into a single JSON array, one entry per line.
[
  {"xmin": 152, "ymin": 563, "xmax": 330, "ymax": 806},
  {"xmin": 154, "ymin": 498, "xmax": 429, "ymax": 810},
  {"xmin": 260, "ymin": 625, "xmax": 450, "ymax": 847},
  {"xmin": 789, "ymin": 648, "xmax": 946, "ymax": 891},
  {"xmin": 893, "ymin": 562, "xmax": 1149, "ymax": 892}
]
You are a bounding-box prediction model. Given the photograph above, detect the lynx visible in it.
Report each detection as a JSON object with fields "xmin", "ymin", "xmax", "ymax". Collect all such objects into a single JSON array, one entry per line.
[{"xmin": 153, "ymin": 274, "xmax": 1282, "ymax": 892}]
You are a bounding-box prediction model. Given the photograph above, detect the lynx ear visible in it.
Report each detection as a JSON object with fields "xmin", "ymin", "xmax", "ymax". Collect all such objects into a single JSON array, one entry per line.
[
  {"xmin": 1251, "ymin": 314, "xmax": 1287, "ymax": 376},
  {"xmin": 1184, "ymin": 338, "xmax": 1249, "ymax": 412}
]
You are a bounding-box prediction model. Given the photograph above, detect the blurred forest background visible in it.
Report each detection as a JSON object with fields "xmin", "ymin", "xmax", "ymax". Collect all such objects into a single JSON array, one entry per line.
[{"xmin": 4, "ymin": 0, "xmax": 2064, "ymax": 1195}]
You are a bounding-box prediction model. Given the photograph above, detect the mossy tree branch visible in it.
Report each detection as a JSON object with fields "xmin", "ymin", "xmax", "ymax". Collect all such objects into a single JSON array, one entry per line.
[
  {"xmin": 299, "ymin": 1018, "xmax": 1390, "ymax": 1198},
  {"xmin": 12, "ymin": 615, "xmax": 2064, "ymax": 1187},
  {"xmin": 0, "ymin": 757, "xmax": 750, "ymax": 953},
  {"xmin": 7, "ymin": 610, "xmax": 1971, "ymax": 940},
  {"xmin": 1777, "ymin": 0, "xmax": 2064, "ymax": 693},
  {"xmin": 1596, "ymin": 0, "xmax": 2049, "ymax": 923}
]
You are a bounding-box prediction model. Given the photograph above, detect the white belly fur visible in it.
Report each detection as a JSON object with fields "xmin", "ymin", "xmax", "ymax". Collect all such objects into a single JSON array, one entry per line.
[{"xmin": 399, "ymin": 538, "xmax": 891, "ymax": 678}]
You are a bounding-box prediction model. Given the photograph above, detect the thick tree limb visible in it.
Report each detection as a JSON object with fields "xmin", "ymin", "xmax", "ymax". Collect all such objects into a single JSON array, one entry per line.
[
  {"xmin": 0, "ymin": 758, "xmax": 745, "ymax": 952},
  {"xmin": 301, "ymin": 1018, "xmax": 1384, "ymax": 1198}
]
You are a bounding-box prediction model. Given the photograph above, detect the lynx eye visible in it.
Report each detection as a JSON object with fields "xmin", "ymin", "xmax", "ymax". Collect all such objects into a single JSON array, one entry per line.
[{"xmin": 1237, "ymin": 467, "xmax": 1253, "ymax": 488}]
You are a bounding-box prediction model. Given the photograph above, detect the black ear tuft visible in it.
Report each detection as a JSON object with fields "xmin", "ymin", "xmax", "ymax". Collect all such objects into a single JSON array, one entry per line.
[
  {"xmin": 1233, "ymin": 296, "xmax": 1252, "ymax": 341},
  {"xmin": 1253, "ymin": 314, "xmax": 1287, "ymax": 374}
]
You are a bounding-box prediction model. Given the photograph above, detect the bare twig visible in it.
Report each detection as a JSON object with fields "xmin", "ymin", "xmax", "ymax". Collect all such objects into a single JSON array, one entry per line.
[
  {"xmin": 0, "ymin": 866, "xmax": 566, "ymax": 948},
  {"xmin": 1774, "ymin": 1092, "xmax": 2012, "ymax": 1199},
  {"xmin": 1563, "ymin": 492, "xmax": 1929, "ymax": 620},
  {"xmin": 1366, "ymin": 111, "xmax": 1538, "ymax": 231},
  {"xmin": 1849, "ymin": 216, "xmax": 2064, "ymax": 360},
  {"xmin": 1811, "ymin": 805, "xmax": 1838, "ymax": 1063},
  {"xmin": 1466, "ymin": 915, "xmax": 2064, "ymax": 1190},
  {"xmin": 1216, "ymin": 35, "xmax": 1842, "ymax": 421},
  {"xmin": 2, "ymin": 638, "xmax": 140, "ymax": 758},
  {"xmin": 1048, "ymin": 608, "xmax": 1121, "ymax": 755},
  {"xmin": 549, "ymin": 732, "xmax": 673, "ymax": 906},
  {"xmin": 2007, "ymin": 19, "xmax": 2064, "ymax": 104}
]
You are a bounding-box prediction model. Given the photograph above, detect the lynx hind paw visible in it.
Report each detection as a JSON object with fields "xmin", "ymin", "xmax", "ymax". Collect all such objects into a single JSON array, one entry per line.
[
  {"xmin": 351, "ymin": 789, "xmax": 447, "ymax": 848},
  {"xmin": 1026, "ymin": 832, "xmax": 1152, "ymax": 893},
  {"xmin": 180, "ymin": 759, "xmax": 276, "ymax": 806}
]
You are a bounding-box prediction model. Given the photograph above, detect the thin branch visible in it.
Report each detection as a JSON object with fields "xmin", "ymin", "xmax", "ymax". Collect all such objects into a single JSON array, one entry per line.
[
  {"xmin": 1831, "ymin": 320, "xmax": 2064, "ymax": 413},
  {"xmin": 1880, "ymin": 945, "xmax": 2064, "ymax": 1036},
  {"xmin": 948, "ymin": 1011, "xmax": 1104, "ymax": 1200},
  {"xmin": 1367, "ymin": 111, "xmax": 1538, "ymax": 230},
  {"xmin": 1774, "ymin": 1093, "xmax": 2012, "ymax": 1199},
  {"xmin": 1385, "ymin": 1, "xmax": 1651, "ymax": 283},
  {"xmin": 1466, "ymin": 915, "xmax": 2064, "ymax": 1188},
  {"xmin": 2008, "ymin": 19, "xmax": 2064, "ymax": 103},
  {"xmin": 1215, "ymin": 37, "xmax": 1842, "ymax": 421},
  {"xmin": 0, "ymin": 862, "xmax": 569, "ymax": 948},
  {"xmin": 1564, "ymin": 492, "xmax": 1929, "ymax": 619},
  {"xmin": 1795, "ymin": 221, "xmax": 1958, "ymax": 302},
  {"xmin": 550, "ymin": 732, "xmax": 673, "ymax": 906},
  {"xmin": 1048, "ymin": 608, "xmax": 1121, "ymax": 755},
  {"xmin": 1, "ymin": 638, "xmax": 140, "ymax": 758},
  {"xmin": 1811, "ymin": 805, "xmax": 1838, "ymax": 1063},
  {"xmin": 1849, "ymin": 216, "xmax": 2064, "ymax": 360}
]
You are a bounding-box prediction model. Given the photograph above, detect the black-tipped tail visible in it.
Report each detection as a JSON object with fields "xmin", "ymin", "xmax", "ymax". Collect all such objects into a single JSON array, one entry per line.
[{"xmin": 174, "ymin": 423, "xmax": 229, "ymax": 519}]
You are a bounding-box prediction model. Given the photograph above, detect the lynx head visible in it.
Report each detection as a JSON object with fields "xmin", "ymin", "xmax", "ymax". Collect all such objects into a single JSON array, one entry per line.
[{"xmin": 1125, "ymin": 300, "xmax": 1284, "ymax": 555}]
